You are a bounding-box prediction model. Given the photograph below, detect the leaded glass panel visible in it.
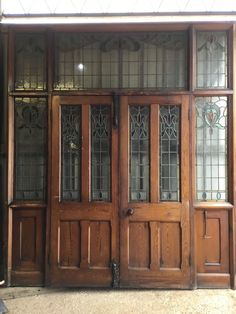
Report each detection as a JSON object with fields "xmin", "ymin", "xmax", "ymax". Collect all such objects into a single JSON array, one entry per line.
[
  {"xmin": 196, "ymin": 97, "xmax": 227, "ymax": 201},
  {"xmin": 61, "ymin": 105, "xmax": 81, "ymax": 201},
  {"xmin": 91, "ymin": 105, "xmax": 111, "ymax": 201},
  {"xmin": 54, "ymin": 32, "xmax": 187, "ymax": 90},
  {"xmin": 129, "ymin": 105, "xmax": 150, "ymax": 202},
  {"xmin": 14, "ymin": 98, "xmax": 47, "ymax": 200},
  {"xmin": 197, "ymin": 31, "xmax": 228, "ymax": 88},
  {"xmin": 160, "ymin": 105, "xmax": 180, "ymax": 201},
  {"xmin": 15, "ymin": 33, "xmax": 46, "ymax": 90}
]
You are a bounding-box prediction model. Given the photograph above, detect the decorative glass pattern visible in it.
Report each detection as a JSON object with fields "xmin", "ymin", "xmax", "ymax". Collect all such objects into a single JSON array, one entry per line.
[
  {"xmin": 160, "ymin": 105, "xmax": 180, "ymax": 201},
  {"xmin": 61, "ymin": 106, "xmax": 81, "ymax": 201},
  {"xmin": 91, "ymin": 105, "xmax": 111, "ymax": 201},
  {"xmin": 54, "ymin": 32, "xmax": 187, "ymax": 90},
  {"xmin": 197, "ymin": 31, "xmax": 228, "ymax": 88},
  {"xmin": 15, "ymin": 33, "xmax": 46, "ymax": 90},
  {"xmin": 14, "ymin": 98, "xmax": 47, "ymax": 200},
  {"xmin": 129, "ymin": 105, "xmax": 150, "ymax": 202},
  {"xmin": 196, "ymin": 97, "xmax": 227, "ymax": 201}
]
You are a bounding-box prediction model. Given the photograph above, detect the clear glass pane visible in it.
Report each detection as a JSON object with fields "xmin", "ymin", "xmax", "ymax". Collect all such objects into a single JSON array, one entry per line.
[
  {"xmin": 15, "ymin": 33, "xmax": 46, "ymax": 90},
  {"xmin": 196, "ymin": 31, "xmax": 228, "ymax": 88},
  {"xmin": 61, "ymin": 105, "xmax": 81, "ymax": 201},
  {"xmin": 159, "ymin": 105, "xmax": 180, "ymax": 201},
  {"xmin": 54, "ymin": 32, "xmax": 187, "ymax": 90},
  {"xmin": 196, "ymin": 97, "xmax": 228, "ymax": 201},
  {"xmin": 129, "ymin": 105, "xmax": 150, "ymax": 202},
  {"xmin": 91, "ymin": 105, "xmax": 111, "ymax": 201},
  {"xmin": 14, "ymin": 98, "xmax": 47, "ymax": 200}
]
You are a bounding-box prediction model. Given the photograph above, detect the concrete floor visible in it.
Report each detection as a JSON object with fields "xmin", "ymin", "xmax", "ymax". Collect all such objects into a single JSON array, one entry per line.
[{"xmin": 1, "ymin": 287, "xmax": 236, "ymax": 314}]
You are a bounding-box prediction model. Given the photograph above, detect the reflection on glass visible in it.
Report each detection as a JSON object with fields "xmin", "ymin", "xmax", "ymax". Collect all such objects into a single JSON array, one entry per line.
[
  {"xmin": 14, "ymin": 98, "xmax": 47, "ymax": 200},
  {"xmin": 129, "ymin": 105, "xmax": 150, "ymax": 202},
  {"xmin": 197, "ymin": 31, "xmax": 227, "ymax": 88},
  {"xmin": 160, "ymin": 105, "xmax": 180, "ymax": 201},
  {"xmin": 196, "ymin": 97, "xmax": 227, "ymax": 201},
  {"xmin": 91, "ymin": 105, "xmax": 111, "ymax": 201},
  {"xmin": 61, "ymin": 105, "xmax": 81, "ymax": 201}
]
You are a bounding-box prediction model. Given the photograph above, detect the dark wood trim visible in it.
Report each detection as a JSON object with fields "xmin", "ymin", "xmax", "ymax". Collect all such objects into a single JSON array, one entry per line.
[{"xmin": 197, "ymin": 273, "xmax": 230, "ymax": 288}]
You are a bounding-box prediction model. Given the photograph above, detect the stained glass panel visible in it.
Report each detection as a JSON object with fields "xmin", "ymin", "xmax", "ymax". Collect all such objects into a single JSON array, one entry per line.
[
  {"xmin": 196, "ymin": 97, "xmax": 227, "ymax": 201},
  {"xmin": 61, "ymin": 105, "xmax": 81, "ymax": 201},
  {"xmin": 15, "ymin": 33, "xmax": 46, "ymax": 90},
  {"xmin": 160, "ymin": 105, "xmax": 180, "ymax": 201},
  {"xmin": 197, "ymin": 31, "xmax": 228, "ymax": 88},
  {"xmin": 54, "ymin": 32, "xmax": 187, "ymax": 90},
  {"xmin": 129, "ymin": 105, "xmax": 150, "ymax": 202},
  {"xmin": 91, "ymin": 105, "xmax": 111, "ymax": 201},
  {"xmin": 14, "ymin": 98, "xmax": 47, "ymax": 200}
]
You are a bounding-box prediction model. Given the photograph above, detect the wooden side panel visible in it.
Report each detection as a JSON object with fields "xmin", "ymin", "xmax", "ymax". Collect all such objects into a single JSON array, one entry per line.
[
  {"xmin": 196, "ymin": 210, "xmax": 229, "ymax": 274},
  {"xmin": 89, "ymin": 221, "xmax": 111, "ymax": 269},
  {"xmin": 59, "ymin": 221, "xmax": 81, "ymax": 267},
  {"xmin": 11, "ymin": 208, "xmax": 45, "ymax": 285},
  {"xmin": 160, "ymin": 222, "xmax": 181, "ymax": 269},
  {"xmin": 128, "ymin": 222, "xmax": 150, "ymax": 269}
]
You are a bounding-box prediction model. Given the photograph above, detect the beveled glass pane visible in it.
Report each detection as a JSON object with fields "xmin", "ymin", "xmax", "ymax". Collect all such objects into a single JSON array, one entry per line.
[
  {"xmin": 196, "ymin": 97, "xmax": 227, "ymax": 201},
  {"xmin": 91, "ymin": 105, "xmax": 111, "ymax": 201},
  {"xmin": 15, "ymin": 33, "xmax": 46, "ymax": 90},
  {"xmin": 61, "ymin": 106, "xmax": 81, "ymax": 201},
  {"xmin": 14, "ymin": 98, "xmax": 47, "ymax": 200},
  {"xmin": 129, "ymin": 105, "xmax": 150, "ymax": 202},
  {"xmin": 160, "ymin": 105, "xmax": 180, "ymax": 201},
  {"xmin": 196, "ymin": 31, "xmax": 228, "ymax": 88},
  {"xmin": 54, "ymin": 32, "xmax": 187, "ymax": 90}
]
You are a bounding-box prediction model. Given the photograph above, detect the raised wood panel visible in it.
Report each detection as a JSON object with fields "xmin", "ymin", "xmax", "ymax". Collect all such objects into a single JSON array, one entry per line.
[
  {"xmin": 59, "ymin": 221, "xmax": 81, "ymax": 267},
  {"xmin": 196, "ymin": 210, "xmax": 229, "ymax": 275},
  {"xmin": 128, "ymin": 222, "xmax": 150, "ymax": 269},
  {"xmin": 160, "ymin": 222, "xmax": 181, "ymax": 269},
  {"xmin": 11, "ymin": 208, "xmax": 45, "ymax": 285},
  {"xmin": 89, "ymin": 221, "xmax": 111, "ymax": 269}
]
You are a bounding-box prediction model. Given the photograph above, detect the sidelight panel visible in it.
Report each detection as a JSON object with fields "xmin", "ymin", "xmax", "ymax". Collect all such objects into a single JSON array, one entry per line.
[
  {"xmin": 196, "ymin": 97, "xmax": 227, "ymax": 201},
  {"xmin": 129, "ymin": 105, "xmax": 150, "ymax": 202},
  {"xmin": 14, "ymin": 98, "xmax": 47, "ymax": 200},
  {"xmin": 61, "ymin": 105, "xmax": 81, "ymax": 201}
]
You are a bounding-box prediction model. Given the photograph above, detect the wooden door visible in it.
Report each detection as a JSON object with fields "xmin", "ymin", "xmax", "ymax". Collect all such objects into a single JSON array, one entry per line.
[
  {"xmin": 50, "ymin": 96, "xmax": 118, "ymax": 287},
  {"xmin": 119, "ymin": 96, "xmax": 190, "ymax": 288}
]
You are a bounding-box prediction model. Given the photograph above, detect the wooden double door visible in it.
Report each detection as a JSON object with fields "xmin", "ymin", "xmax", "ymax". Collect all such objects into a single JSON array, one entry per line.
[{"xmin": 50, "ymin": 95, "xmax": 190, "ymax": 288}]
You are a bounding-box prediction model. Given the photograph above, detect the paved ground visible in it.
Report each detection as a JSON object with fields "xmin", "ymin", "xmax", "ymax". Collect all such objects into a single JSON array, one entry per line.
[{"xmin": 1, "ymin": 287, "xmax": 236, "ymax": 314}]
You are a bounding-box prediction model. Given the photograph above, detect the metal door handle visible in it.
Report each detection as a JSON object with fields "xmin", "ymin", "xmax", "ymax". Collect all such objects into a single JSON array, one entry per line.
[{"xmin": 127, "ymin": 208, "xmax": 134, "ymax": 216}]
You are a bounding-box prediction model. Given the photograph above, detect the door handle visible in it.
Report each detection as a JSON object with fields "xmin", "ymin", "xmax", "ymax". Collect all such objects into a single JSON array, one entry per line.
[{"xmin": 127, "ymin": 208, "xmax": 134, "ymax": 216}]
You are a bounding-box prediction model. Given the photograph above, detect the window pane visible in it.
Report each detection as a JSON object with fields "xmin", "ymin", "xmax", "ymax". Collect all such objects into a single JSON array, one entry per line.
[
  {"xmin": 160, "ymin": 105, "xmax": 180, "ymax": 201},
  {"xmin": 61, "ymin": 105, "xmax": 81, "ymax": 201},
  {"xmin": 196, "ymin": 97, "xmax": 227, "ymax": 201},
  {"xmin": 129, "ymin": 105, "xmax": 150, "ymax": 202},
  {"xmin": 14, "ymin": 98, "xmax": 47, "ymax": 200},
  {"xmin": 15, "ymin": 33, "xmax": 46, "ymax": 90},
  {"xmin": 91, "ymin": 105, "xmax": 111, "ymax": 201},
  {"xmin": 197, "ymin": 31, "xmax": 228, "ymax": 88},
  {"xmin": 54, "ymin": 32, "xmax": 187, "ymax": 90}
]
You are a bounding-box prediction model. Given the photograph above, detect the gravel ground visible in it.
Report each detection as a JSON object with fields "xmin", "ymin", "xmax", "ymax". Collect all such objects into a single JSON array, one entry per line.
[{"xmin": 1, "ymin": 287, "xmax": 236, "ymax": 314}]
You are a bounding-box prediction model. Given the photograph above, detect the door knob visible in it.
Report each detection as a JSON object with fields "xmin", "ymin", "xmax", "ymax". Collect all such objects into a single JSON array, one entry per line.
[{"xmin": 127, "ymin": 208, "xmax": 134, "ymax": 216}]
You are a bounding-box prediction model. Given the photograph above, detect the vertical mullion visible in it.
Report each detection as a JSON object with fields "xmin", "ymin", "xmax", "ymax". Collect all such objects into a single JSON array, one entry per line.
[
  {"xmin": 150, "ymin": 104, "xmax": 159, "ymax": 203},
  {"xmin": 81, "ymin": 103, "xmax": 90, "ymax": 202}
]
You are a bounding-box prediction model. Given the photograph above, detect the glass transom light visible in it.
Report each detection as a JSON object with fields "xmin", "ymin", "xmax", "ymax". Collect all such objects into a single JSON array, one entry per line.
[{"xmin": 54, "ymin": 32, "xmax": 187, "ymax": 90}]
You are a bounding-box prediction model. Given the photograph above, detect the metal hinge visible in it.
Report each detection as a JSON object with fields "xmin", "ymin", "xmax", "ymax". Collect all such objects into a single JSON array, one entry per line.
[
  {"xmin": 112, "ymin": 93, "xmax": 119, "ymax": 129},
  {"xmin": 111, "ymin": 259, "xmax": 120, "ymax": 288}
]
